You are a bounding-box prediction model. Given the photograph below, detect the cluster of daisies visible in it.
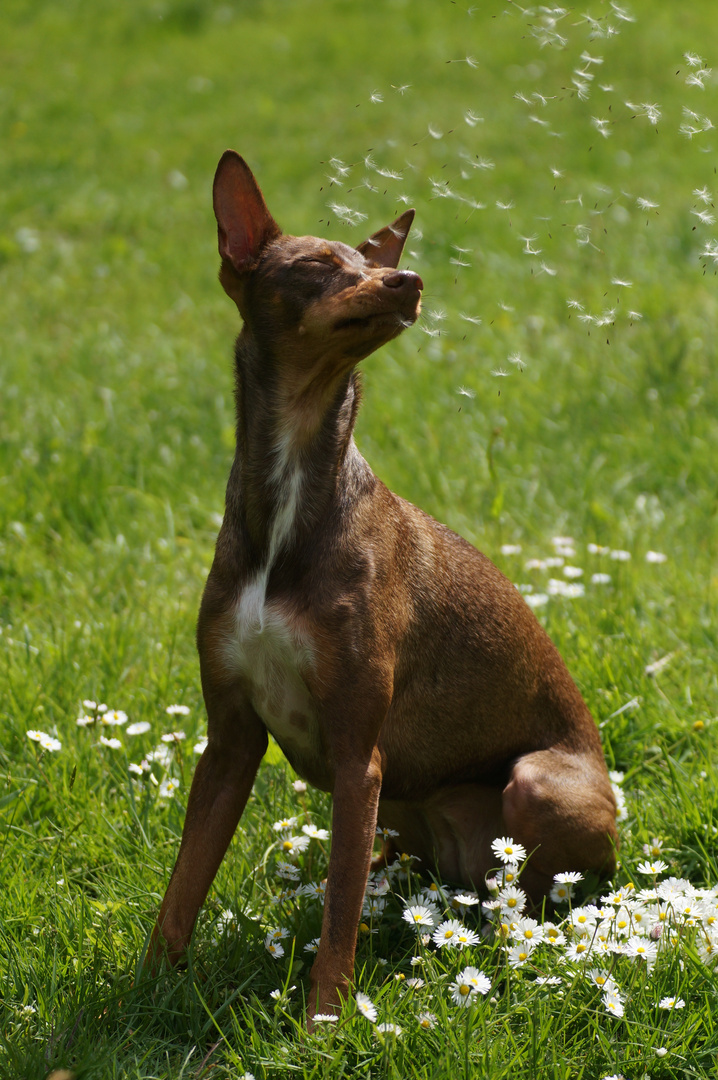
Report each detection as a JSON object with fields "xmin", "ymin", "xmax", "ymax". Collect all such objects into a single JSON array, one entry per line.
[
  {"xmin": 249, "ymin": 797, "xmax": 713, "ymax": 1047},
  {"xmin": 497, "ymin": 535, "xmax": 668, "ymax": 609},
  {"xmin": 27, "ymin": 700, "xmax": 207, "ymax": 800}
]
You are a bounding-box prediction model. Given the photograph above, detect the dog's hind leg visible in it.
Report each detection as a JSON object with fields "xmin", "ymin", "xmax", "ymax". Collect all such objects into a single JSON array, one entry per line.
[{"xmin": 501, "ymin": 746, "xmax": 618, "ymax": 901}]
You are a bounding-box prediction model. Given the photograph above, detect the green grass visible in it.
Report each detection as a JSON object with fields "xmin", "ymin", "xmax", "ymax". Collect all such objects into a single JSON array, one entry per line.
[{"xmin": 1, "ymin": 0, "xmax": 718, "ymax": 1076}]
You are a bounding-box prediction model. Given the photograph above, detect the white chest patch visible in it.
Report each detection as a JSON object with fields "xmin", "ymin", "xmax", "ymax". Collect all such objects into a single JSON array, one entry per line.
[
  {"xmin": 221, "ymin": 585, "xmax": 318, "ymax": 755},
  {"xmin": 218, "ymin": 429, "xmax": 322, "ymax": 766}
]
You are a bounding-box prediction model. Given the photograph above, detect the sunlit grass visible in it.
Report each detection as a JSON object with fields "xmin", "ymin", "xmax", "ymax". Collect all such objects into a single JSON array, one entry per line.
[{"xmin": 1, "ymin": 0, "xmax": 718, "ymax": 1076}]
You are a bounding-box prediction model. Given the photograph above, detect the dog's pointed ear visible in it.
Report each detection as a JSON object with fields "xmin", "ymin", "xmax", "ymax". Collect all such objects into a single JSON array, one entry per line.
[
  {"xmin": 356, "ymin": 209, "xmax": 415, "ymax": 269},
  {"xmin": 213, "ymin": 151, "xmax": 281, "ymax": 273}
]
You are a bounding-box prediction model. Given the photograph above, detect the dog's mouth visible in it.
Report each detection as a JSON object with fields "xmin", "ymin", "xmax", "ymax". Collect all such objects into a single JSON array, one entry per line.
[{"xmin": 334, "ymin": 296, "xmax": 422, "ymax": 335}]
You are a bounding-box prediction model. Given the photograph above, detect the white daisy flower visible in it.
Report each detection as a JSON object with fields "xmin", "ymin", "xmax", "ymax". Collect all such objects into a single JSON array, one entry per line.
[
  {"xmin": 658, "ymin": 996, "xmax": 685, "ymax": 1009},
  {"xmin": 432, "ymin": 919, "xmax": 467, "ymax": 949},
  {"xmin": 636, "ymin": 860, "xmax": 668, "ymax": 875},
  {"xmin": 99, "ymin": 736, "xmax": 122, "ymax": 750},
  {"xmin": 506, "ymin": 943, "xmax": 534, "ymax": 967},
  {"xmin": 355, "ymin": 991, "xmax": 377, "ymax": 1022},
  {"xmin": 499, "ymin": 884, "xmax": 527, "ymax": 914},
  {"xmin": 302, "ymin": 823, "xmax": 330, "ymax": 840},
  {"xmin": 402, "ymin": 905, "xmax": 437, "ymax": 929},
  {"xmin": 418, "ymin": 1011, "xmax": 437, "ymax": 1029},
  {"xmin": 543, "ymin": 923, "xmax": 567, "ymax": 947},
  {"xmin": 101, "ymin": 710, "xmax": 128, "ymax": 726},
  {"xmin": 602, "ymin": 988, "xmax": 625, "ymax": 1018},
  {"xmin": 272, "ymin": 816, "xmax": 298, "ymax": 833},
  {"xmin": 565, "ymin": 939, "xmax": 593, "ymax": 962},
  {"xmin": 265, "ymin": 940, "xmax": 284, "ymax": 959},
  {"xmin": 624, "ymin": 936, "xmax": 658, "ymax": 963},
  {"xmin": 554, "ymin": 871, "xmax": 584, "ymax": 885},
  {"xmin": 312, "ymin": 1012, "xmax": 339, "ymax": 1023},
  {"xmin": 161, "ymin": 730, "xmax": 186, "ymax": 743},
  {"xmin": 166, "ymin": 704, "xmax": 190, "ymax": 715},
  {"xmin": 512, "ymin": 917, "xmax": 544, "ymax": 946},
  {"xmin": 586, "ymin": 969, "xmax": 618, "ymax": 993},
  {"xmin": 278, "ymin": 833, "xmax": 308, "ymax": 859},
  {"xmin": 491, "ymin": 836, "xmax": 527, "ymax": 865},
  {"xmin": 376, "ymin": 1022, "xmax": 402, "ymax": 1036},
  {"xmin": 158, "ymin": 777, "xmax": 180, "ymax": 798},
  {"xmin": 126, "ymin": 721, "xmax": 151, "ymax": 736},
  {"xmin": 550, "ymin": 881, "xmax": 574, "ymax": 903}
]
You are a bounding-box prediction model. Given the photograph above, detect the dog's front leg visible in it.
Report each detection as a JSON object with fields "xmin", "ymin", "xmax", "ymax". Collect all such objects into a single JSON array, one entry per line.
[
  {"xmin": 148, "ymin": 690, "xmax": 268, "ymax": 971},
  {"xmin": 308, "ymin": 743, "xmax": 384, "ymax": 1026}
]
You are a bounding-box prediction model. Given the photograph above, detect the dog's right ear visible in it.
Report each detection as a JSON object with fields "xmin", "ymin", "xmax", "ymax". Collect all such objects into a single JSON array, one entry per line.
[{"xmin": 213, "ymin": 151, "xmax": 281, "ymax": 275}]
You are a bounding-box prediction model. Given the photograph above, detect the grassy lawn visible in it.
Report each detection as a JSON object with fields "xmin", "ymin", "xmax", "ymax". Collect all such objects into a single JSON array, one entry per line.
[{"xmin": 1, "ymin": 1, "xmax": 717, "ymax": 1077}]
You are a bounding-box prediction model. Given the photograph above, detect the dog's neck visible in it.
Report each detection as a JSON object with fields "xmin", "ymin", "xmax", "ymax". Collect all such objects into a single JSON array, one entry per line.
[{"xmin": 224, "ymin": 326, "xmax": 364, "ymax": 574}]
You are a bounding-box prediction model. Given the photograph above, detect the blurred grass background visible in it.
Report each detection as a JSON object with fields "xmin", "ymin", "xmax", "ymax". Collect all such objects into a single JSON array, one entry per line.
[{"xmin": 1, "ymin": 1, "xmax": 717, "ymax": 1076}]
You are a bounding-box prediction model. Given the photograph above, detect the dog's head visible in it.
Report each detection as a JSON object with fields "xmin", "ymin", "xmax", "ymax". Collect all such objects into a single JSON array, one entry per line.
[{"xmin": 212, "ymin": 151, "xmax": 422, "ymax": 370}]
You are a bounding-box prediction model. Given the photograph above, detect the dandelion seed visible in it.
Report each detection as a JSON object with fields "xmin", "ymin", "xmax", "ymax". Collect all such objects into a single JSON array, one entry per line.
[
  {"xmin": 692, "ymin": 209, "xmax": 716, "ymax": 225},
  {"xmin": 428, "ymin": 125, "xmax": 444, "ymax": 140},
  {"xmin": 369, "ymin": 91, "xmax": 383, "ymax": 104},
  {"xmin": 496, "ymin": 201, "xmax": 514, "ymax": 211},
  {"xmin": 684, "ymin": 52, "xmax": 704, "ymax": 67},
  {"xmin": 464, "ymin": 110, "xmax": 484, "ymax": 126},
  {"xmin": 492, "ymin": 368, "xmax": 509, "ymax": 378},
  {"xmin": 391, "ymin": 83, "xmax": 412, "ymax": 95},
  {"xmin": 592, "ymin": 117, "xmax": 612, "ymax": 138},
  {"xmin": 694, "ymin": 186, "xmax": 713, "ymax": 204}
]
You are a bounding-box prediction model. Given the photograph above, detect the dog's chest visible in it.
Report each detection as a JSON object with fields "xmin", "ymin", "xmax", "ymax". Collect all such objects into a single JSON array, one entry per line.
[{"xmin": 220, "ymin": 575, "xmax": 322, "ymax": 774}]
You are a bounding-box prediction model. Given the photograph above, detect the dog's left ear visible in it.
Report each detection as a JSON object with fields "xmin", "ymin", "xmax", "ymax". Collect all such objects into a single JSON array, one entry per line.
[{"xmin": 356, "ymin": 209, "xmax": 415, "ymax": 269}]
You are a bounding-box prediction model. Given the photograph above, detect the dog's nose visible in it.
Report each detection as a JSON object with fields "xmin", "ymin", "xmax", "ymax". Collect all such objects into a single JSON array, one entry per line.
[{"xmin": 383, "ymin": 270, "xmax": 424, "ymax": 292}]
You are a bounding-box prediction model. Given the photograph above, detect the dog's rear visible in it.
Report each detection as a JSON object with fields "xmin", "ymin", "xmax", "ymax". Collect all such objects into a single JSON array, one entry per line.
[{"xmin": 150, "ymin": 152, "xmax": 617, "ymax": 1025}]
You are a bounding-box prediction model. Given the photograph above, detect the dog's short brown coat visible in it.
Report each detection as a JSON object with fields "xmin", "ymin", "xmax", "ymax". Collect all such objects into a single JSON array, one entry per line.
[{"xmin": 150, "ymin": 151, "xmax": 618, "ymax": 1024}]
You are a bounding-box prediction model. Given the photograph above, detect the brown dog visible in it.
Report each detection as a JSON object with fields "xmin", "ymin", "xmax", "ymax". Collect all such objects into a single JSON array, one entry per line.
[{"xmin": 150, "ymin": 150, "xmax": 617, "ymax": 1023}]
